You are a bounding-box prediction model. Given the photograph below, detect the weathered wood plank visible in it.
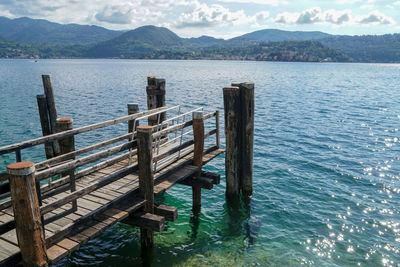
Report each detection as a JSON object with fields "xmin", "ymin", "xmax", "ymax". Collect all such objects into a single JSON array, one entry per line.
[
  {"xmin": 122, "ymin": 212, "xmax": 165, "ymax": 232},
  {"xmin": 154, "ymin": 165, "xmax": 198, "ymax": 195},
  {"xmin": 154, "ymin": 205, "xmax": 177, "ymax": 222},
  {"xmin": 47, "ymin": 244, "xmax": 68, "ymax": 264},
  {"xmin": 56, "ymin": 238, "xmax": 79, "ymax": 251}
]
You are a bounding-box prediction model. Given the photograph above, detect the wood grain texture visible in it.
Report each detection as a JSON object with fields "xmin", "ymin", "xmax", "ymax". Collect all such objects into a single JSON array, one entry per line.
[{"xmin": 7, "ymin": 163, "xmax": 48, "ymax": 266}]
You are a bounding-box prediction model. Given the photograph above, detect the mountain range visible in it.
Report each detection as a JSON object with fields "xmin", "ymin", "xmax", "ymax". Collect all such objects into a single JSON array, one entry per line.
[{"xmin": 0, "ymin": 16, "xmax": 399, "ymax": 63}]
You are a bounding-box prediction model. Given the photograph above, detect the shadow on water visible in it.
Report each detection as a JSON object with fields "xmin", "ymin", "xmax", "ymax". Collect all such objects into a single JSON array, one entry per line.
[{"xmin": 224, "ymin": 194, "xmax": 259, "ymax": 247}]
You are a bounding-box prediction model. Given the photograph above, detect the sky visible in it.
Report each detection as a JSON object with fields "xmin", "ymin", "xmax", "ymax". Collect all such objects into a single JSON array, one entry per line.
[{"xmin": 0, "ymin": 0, "xmax": 399, "ymax": 38}]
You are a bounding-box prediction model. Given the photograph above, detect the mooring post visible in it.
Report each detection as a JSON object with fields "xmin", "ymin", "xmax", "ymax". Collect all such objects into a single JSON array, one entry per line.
[
  {"xmin": 7, "ymin": 162, "xmax": 48, "ymax": 267},
  {"xmin": 36, "ymin": 94, "xmax": 54, "ymax": 159},
  {"xmin": 223, "ymin": 83, "xmax": 255, "ymax": 197},
  {"xmin": 192, "ymin": 111, "xmax": 204, "ymax": 212},
  {"xmin": 42, "ymin": 74, "xmax": 60, "ymax": 156},
  {"xmin": 238, "ymin": 82, "xmax": 254, "ymax": 196},
  {"xmin": 223, "ymin": 87, "xmax": 241, "ymax": 197},
  {"xmin": 127, "ymin": 103, "xmax": 140, "ymax": 140},
  {"xmin": 137, "ymin": 125, "xmax": 155, "ymax": 248},
  {"xmin": 146, "ymin": 76, "xmax": 166, "ymax": 126}
]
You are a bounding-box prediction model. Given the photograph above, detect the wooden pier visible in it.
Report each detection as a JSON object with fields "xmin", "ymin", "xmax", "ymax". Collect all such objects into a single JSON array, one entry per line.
[{"xmin": 0, "ymin": 76, "xmax": 254, "ymax": 266}]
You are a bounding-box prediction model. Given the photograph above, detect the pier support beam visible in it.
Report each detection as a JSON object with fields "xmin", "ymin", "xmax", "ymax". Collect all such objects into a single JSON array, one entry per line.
[
  {"xmin": 192, "ymin": 111, "xmax": 204, "ymax": 213},
  {"xmin": 223, "ymin": 82, "xmax": 255, "ymax": 197},
  {"xmin": 146, "ymin": 76, "xmax": 166, "ymax": 126},
  {"xmin": 137, "ymin": 126, "xmax": 155, "ymax": 248},
  {"xmin": 7, "ymin": 162, "xmax": 48, "ymax": 267}
]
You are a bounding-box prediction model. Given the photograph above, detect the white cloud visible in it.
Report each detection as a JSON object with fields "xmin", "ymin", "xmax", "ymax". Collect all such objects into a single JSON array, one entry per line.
[
  {"xmin": 217, "ymin": 0, "xmax": 286, "ymax": 6},
  {"xmin": 336, "ymin": 0, "xmax": 374, "ymax": 4},
  {"xmin": 274, "ymin": 7, "xmax": 351, "ymax": 25},
  {"xmin": 0, "ymin": 0, "xmax": 193, "ymax": 29},
  {"xmin": 360, "ymin": 4, "xmax": 374, "ymax": 10},
  {"xmin": 356, "ymin": 11, "xmax": 395, "ymax": 25},
  {"xmin": 274, "ymin": 7, "xmax": 394, "ymax": 26},
  {"xmin": 174, "ymin": 1, "xmax": 269, "ymax": 28}
]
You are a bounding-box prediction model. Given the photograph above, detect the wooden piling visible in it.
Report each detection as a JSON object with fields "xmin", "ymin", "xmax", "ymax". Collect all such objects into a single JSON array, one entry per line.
[
  {"xmin": 192, "ymin": 111, "xmax": 204, "ymax": 212},
  {"xmin": 127, "ymin": 103, "xmax": 139, "ymax": 140},
  {"xmin": 7, "ymin": 162, "xmax": 48, "ymax": 267},
  {"xmin": 146, "ymin": 76, "xmax": 166, "ymax": 126},
  {"xmin": 36, "ymin": 94, "xmax": 54, "ymax": 159},
  {"xmin": 223, "ymin": 83, "xmax": 255, "ymax": 197},
  {"xmin": 238, "ymin": 82, "xmax": 254, "ymax": 196},
  {"xmin": 137, "ymin": 126, "xmax": 154, "ymax": 248},
  {"xmin": 42, "ymin": 74, "xmax": 60, "ymax": 156},
  {"xmin": 223, "ymin": 87, "xmax": 241, "ymax": 197}
]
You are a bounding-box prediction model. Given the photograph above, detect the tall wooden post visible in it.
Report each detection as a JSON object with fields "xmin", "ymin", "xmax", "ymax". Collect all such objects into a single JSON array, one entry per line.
[
  {"xmin": 238, "ymin": 82, "xmax": 254, "ymax": 196},
  {"xmin": 192, "ymin": 111, "xmax": 204, "ymax": 212},
  {"xmin": 137, "ymin": 126, "xmax": 154, "ymax": 248},
  {"xmin": 36, "ymin": 94, "xmax": 54, "ymax": 159},
  {"xmin": 223, "ymin": 82, "xmax": 255, "ymax": 197},
  {"xmin": 56, "ymin": 117, "xmax": 75, "ymax": 159},
  {"xmin": 7, "ymin": 162, "xmax": 48, "ymax": 267},
  {"xmin": 128, "ymin": 103, "xmax": 139, "ymax": 140},
  {"xmin": 146, "ymin": 76, "xmax": 166, "ymax": 126},
  {"xmin": 223, "ymin": 87, "xmax": 241, "ymax": 197},
  {"xmin": 42, "ymin": 75, "xmax": 60, "ymax": 156}
]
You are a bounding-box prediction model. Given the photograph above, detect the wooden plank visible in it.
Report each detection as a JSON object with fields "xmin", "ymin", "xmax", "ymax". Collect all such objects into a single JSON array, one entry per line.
[
  {"xmin": 56, "ymin": 238, "xmax": 79, "ymax": 251},
  {"xmin": 154, "ymin": 165, "xmax": 197, "ymax": 195},
  {"xmin": 68, "ymin": 233, "xmax": 89, "ymax": 245},
  {"xmin": 47, "ymin": 244, "xmax": 68, "ymax": 264},
  {"xmin": 1, "ymin": 229, "xmax": 18, "ymax": 246},
  {"xmin": 103, "ymin": 209, "xmax": 128, "ymax": 220},
  {"xmin": 0, "ymin": 238, "xmax": 19, "ymax": 256},
  {"xmin": 82, "ymin": 194, "xmax": 109, "ymax": 205}
]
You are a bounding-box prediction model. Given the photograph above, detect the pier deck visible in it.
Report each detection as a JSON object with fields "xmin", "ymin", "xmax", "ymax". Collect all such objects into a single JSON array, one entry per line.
[{"xmin": 0, "ymin": 104, "xmax": 223, "ymax": 266}]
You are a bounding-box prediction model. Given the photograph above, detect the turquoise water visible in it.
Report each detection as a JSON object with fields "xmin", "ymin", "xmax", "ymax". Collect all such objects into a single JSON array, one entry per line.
[{"xmin": 1, "ymin": 59, "xmax": 400, "ymax": 266}]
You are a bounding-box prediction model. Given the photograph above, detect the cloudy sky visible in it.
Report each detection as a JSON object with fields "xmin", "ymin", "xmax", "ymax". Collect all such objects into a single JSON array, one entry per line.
[{"xmin": 1, "ymin": 0, "xmax": 399, "ymax": 38}]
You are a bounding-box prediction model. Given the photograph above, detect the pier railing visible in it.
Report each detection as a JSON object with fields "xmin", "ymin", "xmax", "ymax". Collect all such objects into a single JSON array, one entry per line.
[{"xmin": 0, "ymin": 106, "xmax": 220, "ymax": 243}]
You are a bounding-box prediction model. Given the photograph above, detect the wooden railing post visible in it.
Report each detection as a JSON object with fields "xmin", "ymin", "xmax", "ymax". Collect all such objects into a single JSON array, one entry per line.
[
  {"xmin": 56, "ymin": 117, "xmax": 75, "ymax": 159},
  {"xmin": 223, "ymin": 87, "xmax": 241, "ymax": 197},
  {"xmin": 146, "ymin": 76, "xmax": 166, "ymax": 126},
  {"xmin": 127, "ymin": 103, "xmax": 139, "ymax": 140},
  {"xmin": 7, "ymin": 162, "xmax": 48, "ymax": 267},
  {"xmin": 192, "ymin": 111, "xmax": 204, "ymax": 212},
  {"xmin": 137, "ymin": 126, "xmax": 154, "ymax": 248},
  {"xmin": 56, "ymin": 117, "xmax": 77, "ymax": 209}
]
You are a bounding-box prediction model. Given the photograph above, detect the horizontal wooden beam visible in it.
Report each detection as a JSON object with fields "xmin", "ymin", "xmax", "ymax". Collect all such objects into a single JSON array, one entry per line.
[
  {"xmin": 178, "ymin": 176, "xmax": 214, "ymax": 190},
  {"xmin": 178, "ymin": 170, "xmax": 220, "ymax": 190},
  {"xmin": 154, "ymin": 205, "xmax": 177, "ymax": 222},
  {"xmin": 201, "ymin": 171, "xmax": 220, "ymax": 184},
  {"xmin": 0, "ymin": 106, "xmax": 169, "ymax": 155},
  {"xmin": 122, "ymin": 212, "xmax": 165, "ymax": 232}
]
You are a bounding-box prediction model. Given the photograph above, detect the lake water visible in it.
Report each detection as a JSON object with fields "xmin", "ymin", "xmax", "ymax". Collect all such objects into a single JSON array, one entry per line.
[{"xmin": 1, "ymin": 59, "xmax": 400, "ymax": 266}]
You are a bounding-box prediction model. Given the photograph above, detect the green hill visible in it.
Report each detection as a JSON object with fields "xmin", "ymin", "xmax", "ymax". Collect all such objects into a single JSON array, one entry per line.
[
  {"xmin": 0, "ymin": 16, "xmax": 121, "ymax": 44},
  {"xmin": 321, "ymin": 34, "xmax": 400, "ymax": 63},
  {"xmin": 232, "ymin": 29, "xmax": 332, "ymax": 42}
]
